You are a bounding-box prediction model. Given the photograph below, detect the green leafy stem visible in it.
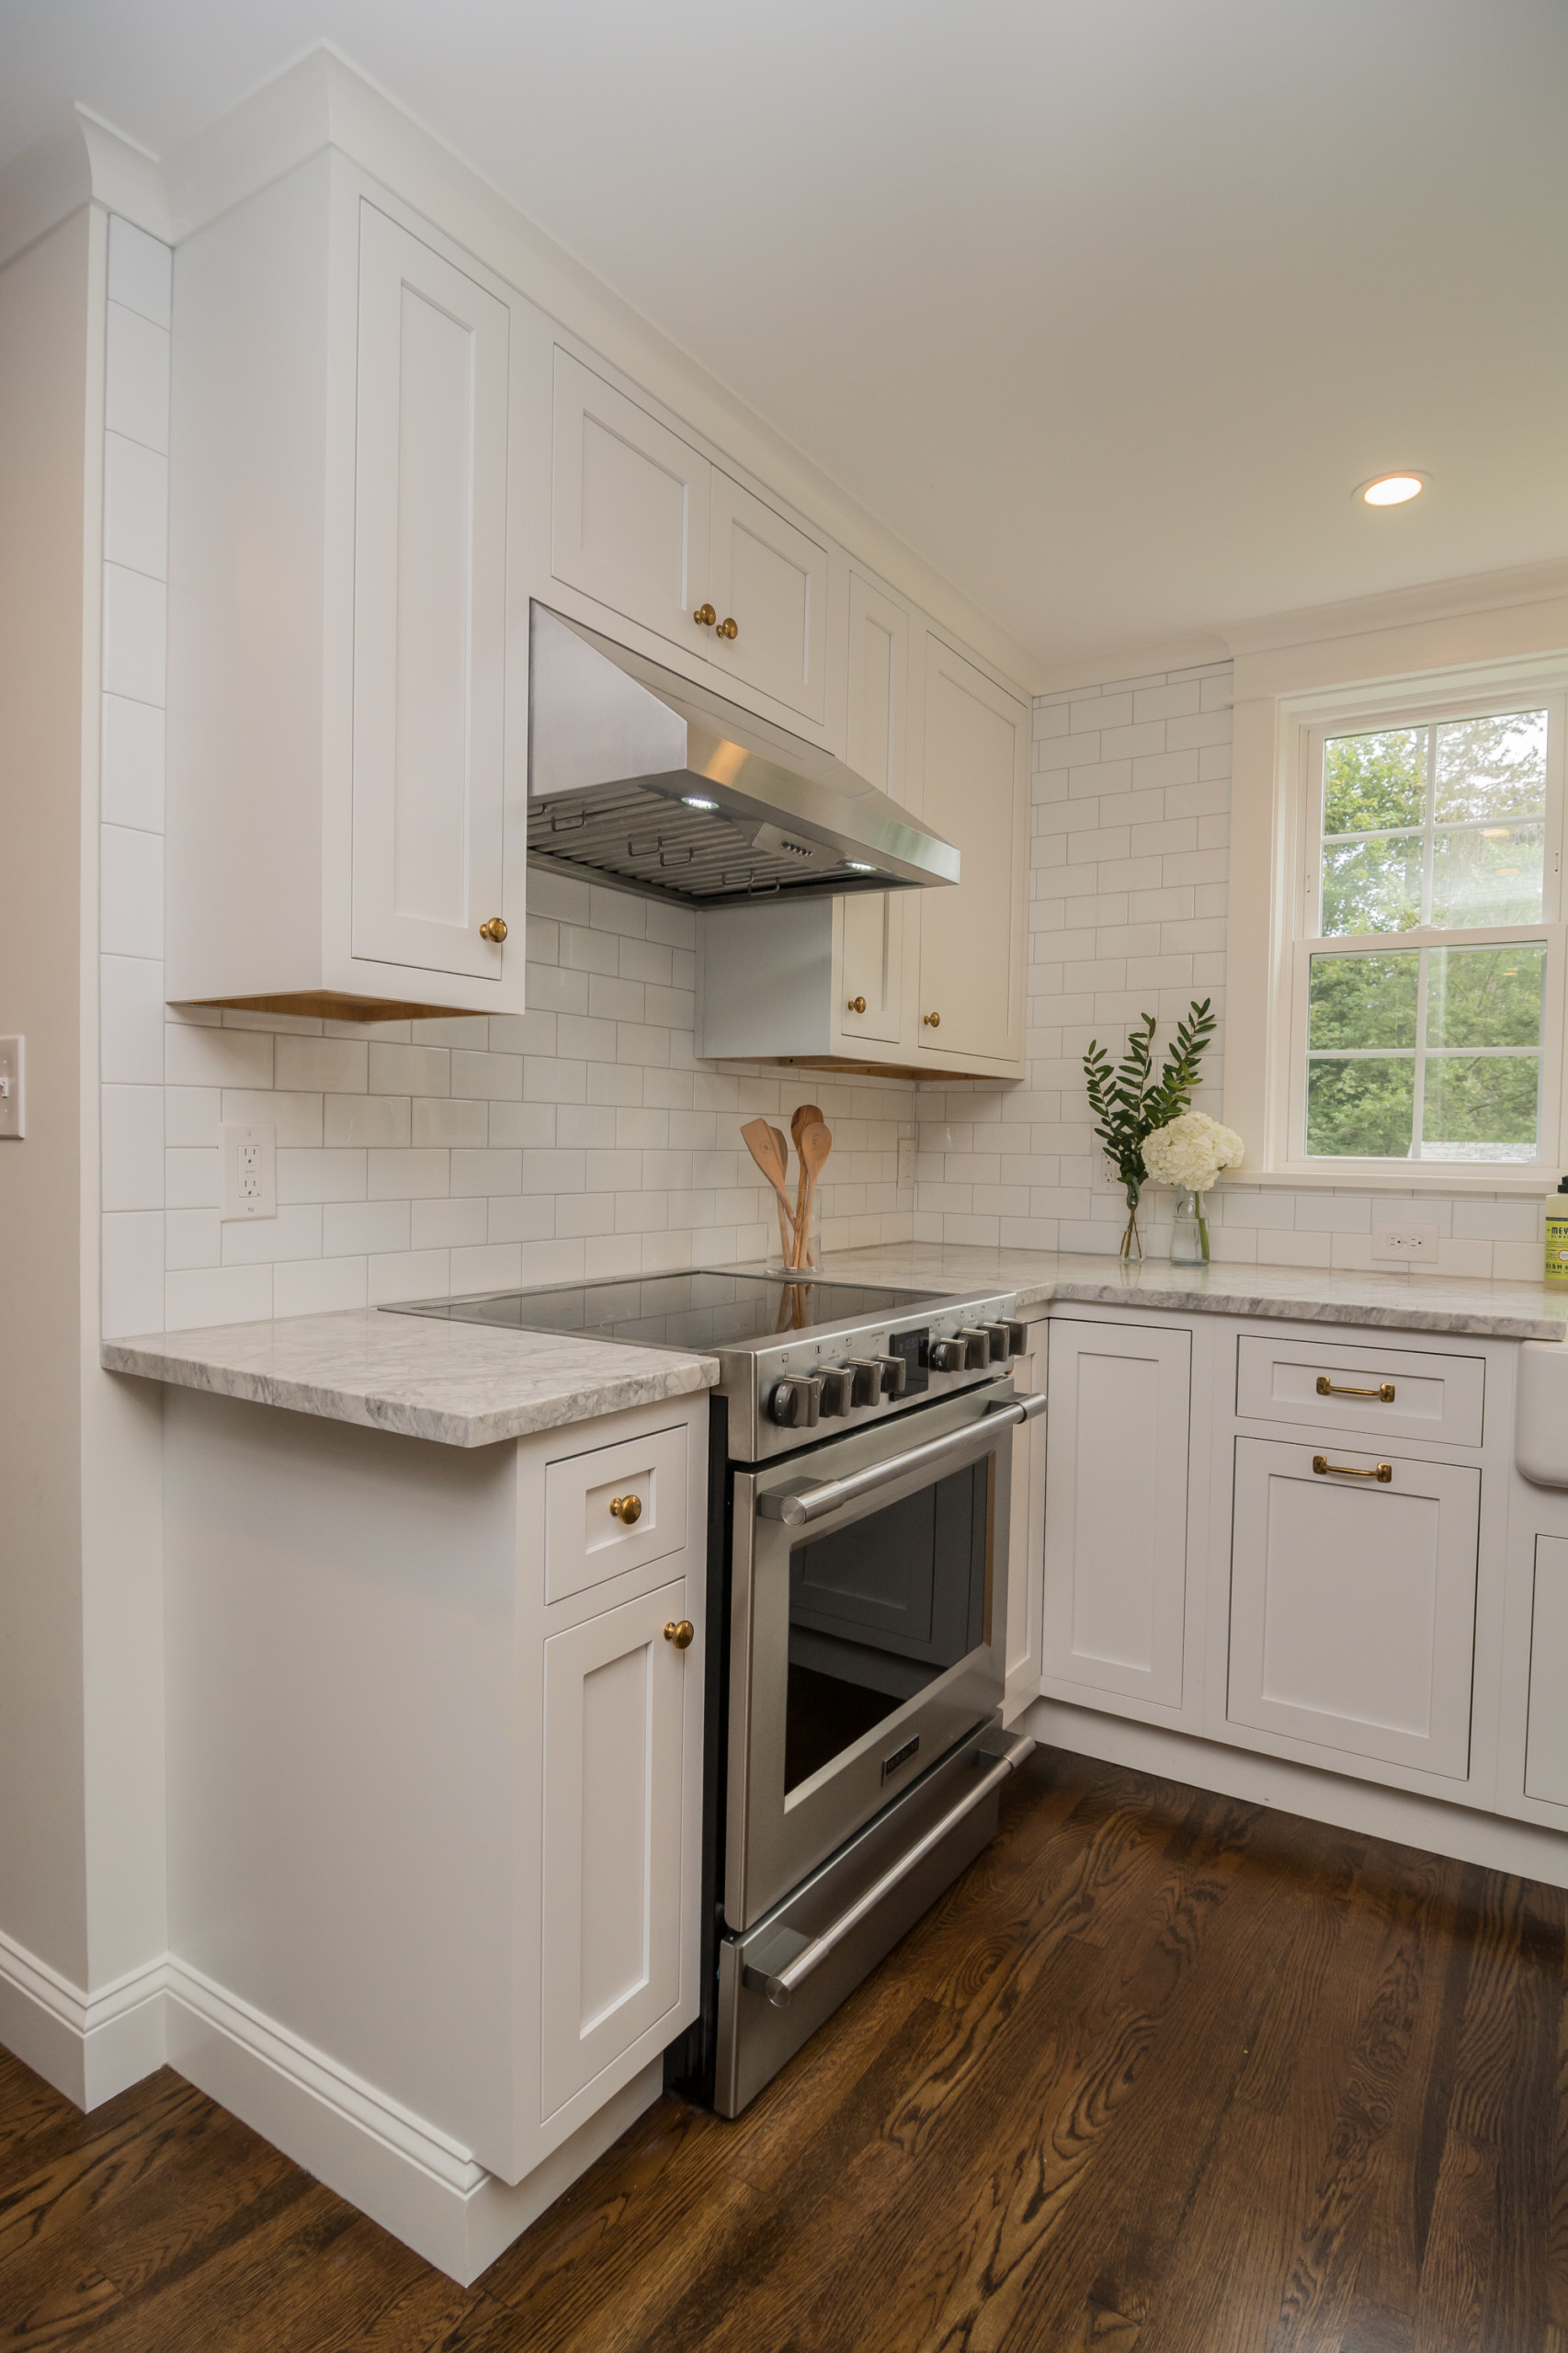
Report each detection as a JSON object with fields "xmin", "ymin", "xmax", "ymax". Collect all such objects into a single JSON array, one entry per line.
[{"xmin": 1083, "ymin": 998, "xmax": 1218, "ymax": 1214}]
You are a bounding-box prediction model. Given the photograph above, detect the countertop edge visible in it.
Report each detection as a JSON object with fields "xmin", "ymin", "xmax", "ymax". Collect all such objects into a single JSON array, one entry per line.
[
  {"xmin": 1033, "ymin": 1279, "xmax": 1566, "ymax": 1341},
  {"xmin": 101, "ymin": 1338, "xmax": 720, "ymax": 1448}
]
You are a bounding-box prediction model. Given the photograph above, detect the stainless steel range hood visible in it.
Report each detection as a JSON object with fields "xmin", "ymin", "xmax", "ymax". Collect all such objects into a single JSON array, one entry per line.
[{"xmin": 528, "ymin": 604, "xmax": 960, "ymax": 909}]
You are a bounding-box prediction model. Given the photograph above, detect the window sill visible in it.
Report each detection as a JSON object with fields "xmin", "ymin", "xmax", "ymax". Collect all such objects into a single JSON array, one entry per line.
[{"xmin": 1226, "ymin": 1165, "xmax": 1559, "ymax": 1197}]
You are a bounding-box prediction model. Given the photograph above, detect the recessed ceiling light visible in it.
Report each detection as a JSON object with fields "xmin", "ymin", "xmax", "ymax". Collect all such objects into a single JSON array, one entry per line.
[
  {"xmin": 1358, "ymin": 473, "xmax": 1426, "ymax": 506},
  {"xmin": 681, "ymin": 794, "xmax": 719, "ymax": 810}
]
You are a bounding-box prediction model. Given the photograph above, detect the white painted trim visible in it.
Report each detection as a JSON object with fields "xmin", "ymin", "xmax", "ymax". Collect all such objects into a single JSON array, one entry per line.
[
  {"xmin": 1033, "ymin": 632, "xmax": 1232, "ymax": 698},
  {"xmin": 0, "ymin": 107, "xmax": 169, "ymax": 270},
  {"xmin": 1017, "ymin": 1696, "xmax": 1568, "ymax": 1890},
  {"xmin": 0, "ymin": 1926, "xmax": 167, "ymax": 2109},
  {"xmin": 165, "ymin": 1969, "xmax": 662, "ymax": 2286},
  {"xmin": 1224, "ymin": 562, "xmax": 1568, "ymax": 664}
]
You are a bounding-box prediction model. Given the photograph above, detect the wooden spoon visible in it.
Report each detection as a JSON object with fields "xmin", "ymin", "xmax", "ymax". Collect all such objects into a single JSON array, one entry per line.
[
  {"xmin": 740, "ymin": 1118, "xmax": 795, "ymax": 1261},
  {"xmin": 790, "ymin": 1102, "xmax": 824, "ymax": 1262},
  {"xmin": 796, "ymin": 1120, "xmax": 833, "ymax": 1271}
]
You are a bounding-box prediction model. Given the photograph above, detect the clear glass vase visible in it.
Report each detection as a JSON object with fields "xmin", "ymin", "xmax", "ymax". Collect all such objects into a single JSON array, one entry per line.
[{"xmin": 1169, "ymin": 1188, "xmax": 1210, "ymax": 1265}]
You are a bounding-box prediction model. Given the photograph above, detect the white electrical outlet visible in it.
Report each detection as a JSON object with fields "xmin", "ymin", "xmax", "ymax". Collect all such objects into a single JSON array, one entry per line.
[
  {"xmin": 1097, "ymin": 1154, "xmax": 1125, "ymax": 1193},
  {"xmin": 896, "ymin": 1135, "xmax": 916, "ymax": 1190},
  {"xmin": 222, "ymin": 1122, "xmax": 277, "ymax": 1221},
  {"xmin": 0, "ymin": 1036, "xmax": 23, "ymax": 1138},
  {"xmin": 1372, "ymin": 1218, "xmax": 1438, "ymax": 1265}
]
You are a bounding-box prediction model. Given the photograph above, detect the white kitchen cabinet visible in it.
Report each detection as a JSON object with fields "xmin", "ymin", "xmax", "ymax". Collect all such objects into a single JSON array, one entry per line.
[
  {"xmin": 706, "ymin": 469, "xmax": 830, "ymax": 724},
  {"xmin": 839, "ymin": 574, "xmax": 914, "ymax": 1048},
  {"xmin": 914, "ymin": 633, "xmax": 1030, "ymax": 1067},
  {"xmin": 550, "ymin": 347, "xmax": 711, "ymax": 658},
  {"xmin": 165, "ymin": 159, "xmax": 529, "ymax": 1018},
  {"xmin": 1227, "ymin": 1437, "xmax": 1480, "ymax": 1779},
  {"xmin": 1040, "ymin": 1319, "xmax": 1192, "ymax": 1710},
  {"xmin": 540, "ymin": 1577, "xmax": 692, "ymax": 2118},
  {"xmin": 1525, "ymin": 1534, "xmax": 1568, "ymax": 1806}
]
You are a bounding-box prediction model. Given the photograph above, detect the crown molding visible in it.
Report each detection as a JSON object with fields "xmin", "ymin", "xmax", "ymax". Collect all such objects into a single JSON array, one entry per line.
[
  {"xmin": 1221, "ymin": 560, "xmax": 1568, "ymax": 660},
  {"xmin": 1031, "ymin": 631, "xmax": 1231, "ymax": 699},
  {"xmin": 0, "ymin": 105, "xmax": 168, "ymax": 271}
]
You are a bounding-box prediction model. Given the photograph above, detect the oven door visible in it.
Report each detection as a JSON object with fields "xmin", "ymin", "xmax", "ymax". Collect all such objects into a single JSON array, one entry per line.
[{"xmin": 726, "ymin": 1380, "xmax": 1038, "ymax": 1930}]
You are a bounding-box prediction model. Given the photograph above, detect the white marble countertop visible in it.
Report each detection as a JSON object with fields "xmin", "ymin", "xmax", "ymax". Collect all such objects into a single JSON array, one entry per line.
[
  {"xmin": 814, "ymin": 1243, "xmax": 1568, "ymax": 1342},
  {"xmin": 102, "ymin": 1308, "xmax": 719, "ymax": 1448}
]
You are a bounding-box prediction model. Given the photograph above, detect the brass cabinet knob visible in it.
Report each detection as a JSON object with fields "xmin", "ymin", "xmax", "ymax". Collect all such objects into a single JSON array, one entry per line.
[
  {"xmin": 693, "ymin": 604, "xmax": 717, "ymax": 627},
  {"xmin": 608, "ymin": 1493, "xmax": 642, "ymax": 1524},
  {"xmin": 664, "ymin": 1619, "xmax": 695, "ymax": 1649},
  {"xmin": 716, "ymin": 617, "xmax": 739, "ymax": 640},
  {"xmin": 923, "ymin": 1010, "xmax": 940, "ymax": 1028},
  {"xmin": 847, "ymin": 995, "xmax": 867, "ymax": 1014},
  {"xmin": 479, "ymin": 916, "xmax": 508, "ymax": 944}
]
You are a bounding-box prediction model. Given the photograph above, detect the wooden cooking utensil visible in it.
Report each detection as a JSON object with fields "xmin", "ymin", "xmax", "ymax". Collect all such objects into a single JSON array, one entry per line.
[
  {"xmin": 790, "ymin": 1103, "xmax": 824, "ymax": 1256},
  {"xmin": 767, "ymin": 1124, "xmax": 796, "ymax": 1267},
  {"xmin": 740, "ymin": 1118, "xmax": 795, "ymax": 1262},
  {"xmin": 796, "ymin": 1120, "xmax": 833, "ymax": 1269}
]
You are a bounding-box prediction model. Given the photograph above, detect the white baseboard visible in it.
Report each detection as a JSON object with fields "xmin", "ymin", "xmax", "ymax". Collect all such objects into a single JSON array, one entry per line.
[
  {"xmin": 0, "ymin": 1927, "xmax": 167, "ymax": 2109},
  {"xmin": 1021, "ymin": 1698, "xmax": 1568, "ymax": 1889},
  {"xmin": 0, "ymin": 1930, "xmax": 663, "ymax": 2287}
]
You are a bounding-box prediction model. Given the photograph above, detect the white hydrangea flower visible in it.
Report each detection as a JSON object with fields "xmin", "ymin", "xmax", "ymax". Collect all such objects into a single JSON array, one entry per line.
[{"xmin": 1141, "ymin": 1109, "xmax": 1244, "ymax": 1194}]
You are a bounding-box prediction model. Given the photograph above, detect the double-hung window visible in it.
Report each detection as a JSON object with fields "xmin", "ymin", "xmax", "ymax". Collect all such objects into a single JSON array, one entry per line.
[{"xmin": 1289, "ymin": 694, "xmax": 1567, "ymax": 1170}]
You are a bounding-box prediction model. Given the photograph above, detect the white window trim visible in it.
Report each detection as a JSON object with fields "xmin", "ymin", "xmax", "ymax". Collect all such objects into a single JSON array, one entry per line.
[{"xmin": 1223, "ymin": 579, "xmax": 1568, "ymax": 1194}]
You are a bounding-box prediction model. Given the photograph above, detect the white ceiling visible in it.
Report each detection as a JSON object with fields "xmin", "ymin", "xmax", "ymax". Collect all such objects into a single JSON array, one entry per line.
[{"xmin": 3, "ymin": 0, "xmax": 1563, "ymax": 685}]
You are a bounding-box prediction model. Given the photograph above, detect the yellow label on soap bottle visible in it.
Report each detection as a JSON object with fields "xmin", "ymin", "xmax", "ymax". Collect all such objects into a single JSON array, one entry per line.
[{"xmin": 1547, "ymin": 1200, "xmax": 1568, "ymax": 1283}]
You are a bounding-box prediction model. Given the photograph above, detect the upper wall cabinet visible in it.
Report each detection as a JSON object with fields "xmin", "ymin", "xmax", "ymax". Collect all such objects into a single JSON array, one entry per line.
[
  {"xmin": 548, "ymin": 349, "xmax": 830, "ymax": 731},
  {"xmin": 914, "ymin": 635, "xmax": 1029, "ymax": 1068},
  {"xmin": 165, "ymin": 158, "xmax": 530, "ymax": 1019}
]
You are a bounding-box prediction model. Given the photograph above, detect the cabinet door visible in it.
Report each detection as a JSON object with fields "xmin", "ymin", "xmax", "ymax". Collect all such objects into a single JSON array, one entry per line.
[
  {"xmin": 540, "ymin": 1577, "xmax": 691, "ymax": 2120},
  {"xmin": 1525, "ymin": 1534, "xmax": 1568, "ymax": 1805},
  {"xmin": 837, "ymin": 574, "xmax": 910, "ymax": 1047},
  {"xmin": 916, "ymin": 637, "xmax": 1028, "ymax": 1063},
  {"xmin": 1041, "ymin": 1320, "xmax": 1191, "ymax": 1707},
  {"xmin": 1228, "ymin": 1439, "xmax": 1479, "ymax": 1779},
  {"xmin": 351, "ymin": 205, "xmax": 512, "ymax": 981},
  {"xmin": 551, "ymin": 348, "xmax": 711, "ymax": 653},
  {"xmin": 707, "ymin": 469, "xmax": 829, "ymax": 723}
]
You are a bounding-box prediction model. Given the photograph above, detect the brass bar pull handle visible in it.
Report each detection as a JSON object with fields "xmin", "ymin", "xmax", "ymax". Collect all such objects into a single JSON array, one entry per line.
[
  {"xmin": 1315, "ymin": 1376, "xmax": 1395, "ymax": 1402},
  {"xmin": 1312, "ymin": 1454, "xmax": 1392, "ymax": 1483}
]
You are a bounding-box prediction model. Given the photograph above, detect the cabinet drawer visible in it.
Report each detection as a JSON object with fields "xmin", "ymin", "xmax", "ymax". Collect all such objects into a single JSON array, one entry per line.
[
  {"xmin": 544, "ymin": 1423, "xmax": 687, "ymax": 1603},
  {"xmin": 1228, "ymin": 1437, "xmax": 1479, "ymax": 1779},
  {"xmin": 1236, "ymin": 1336, "xmax": 1483, "ymax": 1448}
]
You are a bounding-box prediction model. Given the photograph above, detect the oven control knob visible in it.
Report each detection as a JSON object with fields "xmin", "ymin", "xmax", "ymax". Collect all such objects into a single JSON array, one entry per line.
[
  {"xmin": 769, "ymin": 1375, "xmax": 822, "ymax": 1427},
  {"xmin": 929, "ymin": 1338, "xmax": 966, "ymax": 1373},
  {"xmin": 957, "ymin": 1328, "xmax": 993, "ymax": 1369},
  {"xmin": 876, "ymin": 1353, "xmax": 907, "ymax": 1397},
  {"xmin": 819, "ymin": 1368, "xmax": 856, "ymax": 1417},
  {"xmin": 1006, "ymin": 1319, "xmax": 1028, "ymax": 1357},
  {"xmin": 847, "ymin": 1359, "xmax": 883, "ymax": 1407},
  {"xmin": 982, "ymin": 1322, "xmax": 1014, "ymax": 1361}
]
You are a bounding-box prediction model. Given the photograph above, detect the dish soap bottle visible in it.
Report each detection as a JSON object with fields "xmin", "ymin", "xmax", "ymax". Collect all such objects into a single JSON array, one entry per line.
[{"xmin": 1547, "ymin": 1178, "xmax": 1568, "ymax": 1283}]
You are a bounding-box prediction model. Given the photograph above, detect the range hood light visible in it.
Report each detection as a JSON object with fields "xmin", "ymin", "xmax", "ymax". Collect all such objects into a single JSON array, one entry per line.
[
  {"xmin": 846, "ymin": 860, "xmax": 876, "ymax": 872},
  {"xmin": 681, "ymin": 794, "xmax": 719, "ymax": 811}
]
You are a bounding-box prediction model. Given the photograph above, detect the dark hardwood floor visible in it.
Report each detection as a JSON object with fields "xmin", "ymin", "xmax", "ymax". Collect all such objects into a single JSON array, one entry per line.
[{"xmin": 2, "ymin": 1747, "xmax": 1564, "ymax": 2350}]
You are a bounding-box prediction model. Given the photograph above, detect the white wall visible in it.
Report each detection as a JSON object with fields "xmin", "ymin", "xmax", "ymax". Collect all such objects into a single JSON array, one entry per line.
[{"xmin": 915, "ymin": 662, "xmax": 1551, "ymax": 1280}]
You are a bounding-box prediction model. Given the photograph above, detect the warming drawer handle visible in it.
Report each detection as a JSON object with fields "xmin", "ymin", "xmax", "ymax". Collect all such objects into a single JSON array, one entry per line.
[
  {"xmin": 741, "ymin": 1733, "xmax": 1036, "ymax": 2008},
  {"xmin": 756, "ymin": 1391, "xmax": 1047, "ymax": 1529}
]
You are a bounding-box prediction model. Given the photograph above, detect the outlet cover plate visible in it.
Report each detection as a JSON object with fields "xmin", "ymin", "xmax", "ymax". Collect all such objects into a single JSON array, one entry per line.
[
  {"xmin": 1372, "ymin": 1218, "xmax": 1439, "ymax": 1265},
  {"xmin": 222, "ymin": 1122, "xmax": 277, "ymax": 1221}
]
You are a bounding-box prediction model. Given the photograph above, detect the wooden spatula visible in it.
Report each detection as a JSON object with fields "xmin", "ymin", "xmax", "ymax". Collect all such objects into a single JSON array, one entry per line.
[
  {"xmin": 796, "ymin": 1120, "xmax": 833, "ymax": 1271},
  {"xmin": 740, "ymin": 1118, "xmax": 795, "ymax": 1262},
  {"xmin": 790, "ymin": 1102, "xmax": 824, "ymax": 1255}
]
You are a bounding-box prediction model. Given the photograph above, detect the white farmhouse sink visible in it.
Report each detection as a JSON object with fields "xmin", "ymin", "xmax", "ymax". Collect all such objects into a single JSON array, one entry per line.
[{"xmin": 1516, "ymin": 1340, "xmax": 1568, "ymax": 1485}]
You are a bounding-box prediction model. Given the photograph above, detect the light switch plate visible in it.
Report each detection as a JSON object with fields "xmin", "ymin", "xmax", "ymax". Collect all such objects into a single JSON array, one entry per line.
[
  {"xmin": 0, "ymin": 1036, "xmax": 23, "ymax": 1138},
  {"xmin": 222, "ymin": 1122, "xmax": 277, "ymax": 1220},
  {"xmin": 1372, "ymin": 1218, "xmax": 1439, "ymax": 1265}
]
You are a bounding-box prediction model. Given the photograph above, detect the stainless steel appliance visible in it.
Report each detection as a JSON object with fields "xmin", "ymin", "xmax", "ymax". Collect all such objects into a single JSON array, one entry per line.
[
  {"xmin": 528, "ymin": 603, "xmax": 960, "ymax": 908},
  {"xmin": 389, "ymin": 1267, "xmax": 1041, "ymax": 2115}
]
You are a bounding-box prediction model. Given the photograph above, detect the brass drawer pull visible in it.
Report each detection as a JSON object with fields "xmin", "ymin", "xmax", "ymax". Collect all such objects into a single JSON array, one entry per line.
[
  {"xmin": 847, "ymin": 995, "xmax": 867, "ymax": 1014},
  {"xmin": 1312, "ymin": 1455, "xmax": 1392, "ymax": 1483},
  {"xmin": 608, "ymin": 1494, "xmax": 642, "ymax": 1524},
  {"xmin": 664, "ymin": 1619, "xmax": 695, "ymax": 1649},
  {"xmin": 1316, "ymin": 1376, "xmax": 1395, "ymax": 1402}
]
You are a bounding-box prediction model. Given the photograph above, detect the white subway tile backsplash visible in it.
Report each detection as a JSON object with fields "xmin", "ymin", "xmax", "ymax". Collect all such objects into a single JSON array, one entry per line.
[
  {"xmin": 105, "ymin": 301, "xmax": 169, "ymax": 453},
  {"xmin": 274, "ymin": 1256, "xmax": 368, "ymax": 1319},
  {"xmin": 101, "ymin": 693, "xmax": 165, "ymax": 831},
  {"xmin": 101, "ymin": 955, "xmax": 165, "ymax": 1085},
  {"xmin": 102, "ymin": 1211, "xmax": 168, "ymax": 1336},
  {"xmin": 102, "ymin": 824, "xmax": 164, "ymax": 959},
  {"xmin": 102, "ymin": 564, "xmax": 166, "ymax": 705},
  {"xmin": 165, "ymin": 1265, "xmax": 274, "ymax": 1330},
  {"xmin": 108, "ymin": 217, "xmax": 173, "ymax": 327}
]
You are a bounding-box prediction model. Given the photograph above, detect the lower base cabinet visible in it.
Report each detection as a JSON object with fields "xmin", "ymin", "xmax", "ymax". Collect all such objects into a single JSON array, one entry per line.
[
  {"xmin": 540, "ymin": 1576, "xmax": 690, "ymax": 2117},
  {"xmin": 1526, "ymin": 1534, "xmax": 1568, "ymax": 1805},
  {"xmin": 1228, "ymin": 1437, "xmax": 1480, "ymax": 1779}
]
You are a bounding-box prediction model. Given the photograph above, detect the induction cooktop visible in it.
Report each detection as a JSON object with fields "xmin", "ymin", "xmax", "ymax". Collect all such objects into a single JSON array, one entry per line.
[{"xmin": 383, "ymin": 1267, "xmax": 937, "ymax": 1354}]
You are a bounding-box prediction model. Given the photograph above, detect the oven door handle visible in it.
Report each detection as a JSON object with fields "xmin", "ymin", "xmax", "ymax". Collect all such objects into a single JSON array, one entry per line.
[
  {"xmin": 742, "ymin": 1731, "xmax": 1037, "ymax": 2007},
  {"xmin": 756, "ymin": 1390, "xmax": 1047, "ymax": 1529}
]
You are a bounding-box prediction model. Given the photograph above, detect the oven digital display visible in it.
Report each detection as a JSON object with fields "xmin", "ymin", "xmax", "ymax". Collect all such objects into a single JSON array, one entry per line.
[{"xmin": 885, "ymin": 1325, "xmax": 929, "ymax": 1396}]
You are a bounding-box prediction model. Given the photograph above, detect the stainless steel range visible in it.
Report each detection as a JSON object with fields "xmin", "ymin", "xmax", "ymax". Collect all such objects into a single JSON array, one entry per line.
[{"xmin": 391, "ymin": 1267, "xmax": 1042, "ymax": 2115}]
